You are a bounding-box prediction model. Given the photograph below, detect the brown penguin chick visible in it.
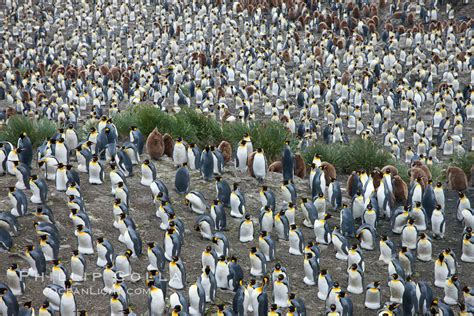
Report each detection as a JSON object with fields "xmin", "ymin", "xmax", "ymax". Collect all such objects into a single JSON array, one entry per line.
[
  {"xmin": 163, "ymin": 133, "xmax": 174, "ymax": 157},
  {"xmin": 294, "ymin": 154, "xmax": 306, "ymax": 179},
  {"xmin": 218, "ymin": 140, "xmax": 232, "ymax": 164},
  {"xmin": 280, "ymin": 115, "xmax": 289, "ymax": 123},
  {"xmin": 409, "ymin": 167, "xmax": 428, "ymax": 189},
  {"xmin": 446, "ymin": 166, "xmax": 468, "ymax": 191},
  {"xmin": 371, "ymin": 168, "xmax": 383, "ymax": 188},
  {"xmin": 346, "ymin": 171, "xmax": 359, "ymax": 197},
  {"xmin": 108, "ymin": 67, "xmax": 122, "ymax": 81},
  {"xmin": 6, "ymin": 107, "xmax": 16, "ymax": 119},
  {"xmin": 268, "ymin": 161, "xmax": 283, "ymax": 173},
  {"xmin": 411, "ymin": 161, "xmax": 432, "ymax": 180},
  {"xmin": 381, "ymin": 165, "xmax": 399, "ymax": 177},
  {"xmin": 392, "ymin": 175, "xmax": 408, "ymax": 203},
  {"xmin": 247, "ymin": 151, "xmax": 256, "ymax": 177},
  {"xmin": 146, "ymin": 128, "xmax": 164, "ymax": 160},
  {"xmin": 321, "ymin": 162, "xmax": 336, "ymax": 185}
]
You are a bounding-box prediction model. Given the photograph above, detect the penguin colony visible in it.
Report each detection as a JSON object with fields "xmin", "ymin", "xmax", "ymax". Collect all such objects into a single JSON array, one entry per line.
[{"xmin": 0, "ymin": 0, "xmax": 473, "ymax": 315}]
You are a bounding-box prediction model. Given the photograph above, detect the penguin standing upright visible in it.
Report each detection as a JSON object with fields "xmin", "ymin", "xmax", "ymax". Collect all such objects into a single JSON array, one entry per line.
[
  {"xmin": 60, "ymin": 280, "xmax": 76, "ymax": 316},
  {"xmin": 140, "ymin": 160, "xmax": 156, "ymax": 186},
  {"xmin": 282, "ymin": 141, "xmax": 295, "ymax": 181},
  {"xmin": 252, "ymin": 148, "xmax": 267, "ymax": 182},
  {"xmin": 8, "ymin": 187, "xmax": 28, "ymax": 217},
  {"xmin": 215, "ymin": 176, "xmax": 231, "ymax": 207},
  {"xmin": 6, "ymin": 263, "xmax": 25, "ymax": 296},
  {"xmin": 239, "ymin": 214, "xmax": 254, "ymax": 243},
  {"xmin": 364, "ymin": 281, "xmax": 381, "ymax": 310},
  {"xmin": 29, "ymin": 175, "xmax": 48, "ymax": 204},
  {"xmin": 24, "ymin": 245, "xmax": 46, "ymax": 277},
  {"xmin": 200, "ymin": 146, "xmax": 214, "ymax": 181},
  {"xmin": 175, "ymin": 163, "xmax": 190, "ymax": 194},
  {"xmin": 173, "ymin": 137, "xmax": 187, "ymax": 166},
  {"xmin": 230, "ymin": 183, "xmax": 246, "ymax": 218},
  {"xmin": 96, "ymin": 237, "xmax": 115, "ymax": 267},
  {"xmin": 236, "ymin": 140, "xmax": 248, "ymax": 173},
  {"xmin": 89, "ymin": 155, "xmax": 105, "ymax": 185},
  {"xmin": 187, "ymin": 143, "xmax": 201, "ymax": 170},
  {"xmin": 70, "ymin": 249, "xmax": 86, "ymax": 282},
  {"xmin": 169, "ymin": 256, "xmax": 186, "ymax": 290}
]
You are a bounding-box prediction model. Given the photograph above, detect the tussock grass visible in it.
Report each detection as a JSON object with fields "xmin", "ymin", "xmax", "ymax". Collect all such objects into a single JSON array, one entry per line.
[
  {"xmin": 450, "ymin": 152, "xmax": 474, "ymax": 176},
  {"xmin": 0, "ymin": 115, "xmax": 58, "ymax": 146}
]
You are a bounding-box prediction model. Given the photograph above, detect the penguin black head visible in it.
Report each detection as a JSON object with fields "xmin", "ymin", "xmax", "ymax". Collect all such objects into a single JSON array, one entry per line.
[
  {"xmin": 233, "ymin": 182, "xmax": 239, "ymax": 190},
  {"xmin": 76, "ymin": 224, "xmax": 84, "ymax": 231},
  {"xmin": 257, "ymin": 148, "xmax": 263, "ymax": 153},
  {"xmin": 72, "ymin": 249, "xmax": 79, "ymax": 256},
  {"xmin": 407, "ymin": 218, "xmax": 415, "ymax": 225},
  {"xmin": 8, "ymin": 186, "xmax": 15, "ymax": 193},
  {"xmin": 97, "ymin": 237, "xmax": 104, "ymax": 243},
  {"xmin": 0, "ymin": 288, "xmax": 7, "ymax": 296},
  {"xmin": 244, "ymin": 214, "xmax": 251, "ymax": 221},
  {"xmin": 10, "ymin": 263, "xmax": 18, "ymax": 270},
  {"xmin": 260, "ymin": 230, "xmax": 268, "ymax": 237},
  {"xmin": 147, "ymin": 242, "xmax": 155, "ymax": 248},
  {"xmin": 39, "ymin": 234, "xmax": 48, "ymax": 241},
  {"xmin": 30, "ymin": 174, "xmax": 38, "ymax": 181},
  {"xmin": 125, "ymin": 249, "xmax": 133, "ymax": 257}
]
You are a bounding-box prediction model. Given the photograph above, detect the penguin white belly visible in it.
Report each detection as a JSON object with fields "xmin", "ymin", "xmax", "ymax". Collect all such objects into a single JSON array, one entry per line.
[
  {"xmin": 14, "ymin": 169, "xmax": 26, "ymax": 190},
  {"xmin": 379, "ymin": 243, "xmax": 392, "ymax": 264},
  {"xmin": 169, "ymin": 264, "xmax": 184, "ymax": 289},
  {"xmin": 239, "ymin": 222, "xmax": 254, "ymax": 243},
  {"xmin": 443, "ymin": 283, "xmax": 458, "ymax": 305},
  {"xmin": 417, "ymin": 241, "xmax": 432, "ymax": 261},
  {"xmin": 273, "ymin": 282, "xmax": 288, "ymax": 307},
  {"xmin": 55, "ymin": 169, "xmax": 68, "ymax": 190},
  {"xmin": 347, "ymin": 271, "xmax": 363, "ymax": 294},
  {"xmin": 230, "ymin": 193, "xmax": 244, "ymax": 218},
  {"xmin": 41, "ymin": 244, "xmax": 54, "ymax": 261},
  {"xmin": 97, "ymin": 245, "xmax": 108, "ymax": 267},
  {"xmin": 434, "ymin": 263, "xmax": 450, "ymax": 287},
  {"xmin": 70, "ymin": 258, "xmax": 85, "ymax": 281},
  {"xmin": 200, "ymin": 276, "xmax": 212, "ymax": 302},
  {"xmin": 55, "ymin": 147, "xmax": 68, "ymax": 164},
  {"xmin": 365, "ymin": 289, "xmax": 381, "ymax": 309},
  {"xmin": 259, "ymin": 239, "xmax": 271, "ymax": 261},
  {"xmin": 188, "ymin": 284, "xmax": 201, "ymax": 314},
  {"xmin": 25, "ymin": 255, "xmax": 39, "ymax": 277},
  {"xmin": 289, "ymin": 232, "xmax": 302, "ymax": 255},
  {"xmin": 173, "ymin": 146, "xmax": 187, "ymax": 165},
  {"xmin": 198, "ymin": 221, "xmax": 213, "ymax": 240},
  {"xmin": 77, "ymin": 154, "xmax": 87, "ymax": 173},
  {"xmin": 317, "ymin": 277, "xmax": 329, "ymax": 300},
  {"xmin": 89, "ymin": 165, "xmax": 103, "ymax": 184},
  {"xmin": 164, "ymin": 236, "xmax": 173, "ymax": 261},
  {"xmin": 253, "ymin": 156, "xmax": 266, "ymax": 180},
  {"xmin": 155, "ymin": 208, "xmax": 169, "ymax": 230},
  {"xmin": 123, "ymin": 230, "xmax": 138, "ymax": 257},
  {"xmin": 303, "ymin": 260, "xmax": 315, "ymax": 285},
  {"xmin": 261, "ymin": 214, "xmax": 273, "ymax": 233},
  {"xmin": 215, "ymin": 263, "xmax": 230, "ymax": 289},
  {"xmin": 149, "ymin": 289, "xmax": 165, "ymax": 315},
  {"xmin": 236, "ymin": 148, "xmax": 248, "ymax": 172},
  {"xmin": 462, "ymin": 240, "xmax": 474, "ymax": 263},
  {"xmin": 43, "ymin": 287, "xmax": 61, "ymax": 310},
  {"xmin": 314, "ymin": 221, "xmax": 331, "ymax": 244},
  {"xmin": 389, "ymin": 282, "xmax": 404, "ymax": 303},
  {"xmin": 140, "ymin": 166, "xmax": 154, "ymax": 186},
  {"xmin": 359, "ymin": 231, "xmax": 374, "ymax": 250},
  {"xmin": 333, "ymin": 236, "xmax": 348, "ymax": 260},
  {"xmin": 103, "ymin": 270, "xmax": 115, "ymax": 293},
  {"xmin": 6, "ymin": 271, "xmax": 22, "ymax": 295},
  {"xmin": 115, "ymin": 257, "xmax": 131, "ymax": 278},
  {"xmin": 431, "ymin": 212, "xmax": 445, "ymax": 238},
  {"xmin": 77, "ymin": 233, "xmax": 94, "ymax": 254},
  {"xmin": 30, "ymin": 184, "xmax": 42, "ymax": 204},
  {"xmin": 250, "ymin": 255, "xmax": 263, "ymax": 276},
  {"xmin": 401, "ymin": 227, "xmax": 417, "ymax": 250}
]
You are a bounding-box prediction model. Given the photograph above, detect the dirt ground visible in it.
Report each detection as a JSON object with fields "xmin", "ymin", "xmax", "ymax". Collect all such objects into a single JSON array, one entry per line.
[{"xmin": 0, "ymin": 152, "xmax": 473, "ymax": 315}]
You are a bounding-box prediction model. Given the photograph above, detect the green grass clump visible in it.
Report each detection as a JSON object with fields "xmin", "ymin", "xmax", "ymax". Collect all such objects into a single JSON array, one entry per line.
[
  {"xmin": 222, "ymin": 122, "xmax": 251, "ymax": 147},
  {"xmin": 450, "ymin": 152, "xmax": 474, "ymax": 176},
  {"xmin": 345, "ymin": 139, "xmax": 393, "ymax": 173},
  {"xmin": 250, "ymin": 121, "xmax": 292, "ymax": 162},
  {"xmin": 175, "ymin": 110, "xmax": 223, "ymax": 148},
  {"xmin": 302, "ymin": 142, "xmax": 348, "ymax": 172},
  {"xmin": 0, "ymin": 115, "xmax": 58, "ymax": 147}
]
